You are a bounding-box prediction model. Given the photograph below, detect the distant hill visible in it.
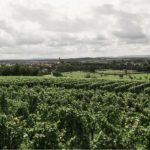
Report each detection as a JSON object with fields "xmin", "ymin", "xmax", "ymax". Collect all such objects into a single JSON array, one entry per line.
[
  {"xmin": 118, "ymin": 55, "xmax": 150, "ymax": 58},
  {"xmin": 0, "ymin": 55, "xmax": 150, "ymax": 64}
]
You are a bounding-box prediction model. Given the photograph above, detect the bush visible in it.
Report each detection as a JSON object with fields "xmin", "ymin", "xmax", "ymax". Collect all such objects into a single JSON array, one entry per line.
[
  {"xmin": 119, "ymin": 74, "xmax": 124, "ymax": 79},
  {"xmin": 52, "ymin": 71, "xmax": 62, "ymax": 77},
  {"xmin": 85, "ymin": 74, "xmax": 91, "ymax": 78}
]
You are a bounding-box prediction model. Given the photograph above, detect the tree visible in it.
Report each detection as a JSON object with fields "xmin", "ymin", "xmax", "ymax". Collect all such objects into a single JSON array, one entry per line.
[{"xmin": 52, "ymin": 71, "xmax": 62, "ymax": 77}]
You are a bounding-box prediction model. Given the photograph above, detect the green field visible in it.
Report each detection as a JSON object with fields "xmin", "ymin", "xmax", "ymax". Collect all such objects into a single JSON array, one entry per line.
[
  {"xmin": 62, "ymin": 70, "xmax": 150, "ymax": 81},
  {"xmin": 0, "ymin": 77, "xmax": 150, "ymax": 149},
  {"xmin": 0, "ymin": 69, "xmax": 149, "ymax": 82}
]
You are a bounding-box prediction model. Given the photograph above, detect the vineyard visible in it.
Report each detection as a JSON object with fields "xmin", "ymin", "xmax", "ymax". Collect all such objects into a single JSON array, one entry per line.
[{"xmin": 0, "ymin": 78, "xmax": 150, "ymax": 149}]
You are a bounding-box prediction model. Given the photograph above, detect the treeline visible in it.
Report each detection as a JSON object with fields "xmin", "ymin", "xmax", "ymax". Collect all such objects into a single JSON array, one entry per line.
[
  {"xmin": 53, "ymin": 61, "xmax": 150, "ymax": 73},
  {"xmin": 1, "ymin": 60, "xmax": 150, "ymax": 76},
  {"xmin": 98, "ymin": 61, "xmax": 150, "ymax": 72},
  {"xmin": 53, "ymin": 62, "xmax": 98, "ymax": 72},
  {"xmin": 0, "ymin": 64, "xmax": 39, "ymax": 76}
]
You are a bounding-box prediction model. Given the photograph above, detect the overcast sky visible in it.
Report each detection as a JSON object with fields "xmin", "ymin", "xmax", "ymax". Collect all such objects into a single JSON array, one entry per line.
[{"xmin": 0, "ymin": 0, "xmax": 150, "ymax": 59}]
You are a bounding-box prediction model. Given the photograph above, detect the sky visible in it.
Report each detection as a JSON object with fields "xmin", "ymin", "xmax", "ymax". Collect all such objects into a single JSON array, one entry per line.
[{"xmin": 0, "ymin": 0, "xmax": 150, "ymax": 59}]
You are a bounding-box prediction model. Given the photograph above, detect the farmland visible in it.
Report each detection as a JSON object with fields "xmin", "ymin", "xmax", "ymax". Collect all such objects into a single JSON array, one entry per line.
[
  {"xmin": 0, "ymin": 77, "xmax": 150, "ymax": 149},
  {"xmin": 63, "ymin": 70, "xmax": 150, "ymax": 81}
]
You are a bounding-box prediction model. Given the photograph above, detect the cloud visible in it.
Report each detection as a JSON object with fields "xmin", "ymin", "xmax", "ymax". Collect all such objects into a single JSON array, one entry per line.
[
  {"xmin": 0, "ymin": 30, "xmax": 15, "ymax": 47},
  {"xmin": 46, "ymin": 33, "xmax": 106, "ymax": 47},
  {"xmin": 95, "ymin": 3, "xmax": 149, "ymax": 44},
  {"xmin": 0, "ymin": 0, "xmax": 150, "ymax": 59},
  {"xmin": 113, "ymin": 18, "xmax": 147, "ymax": 44}
]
